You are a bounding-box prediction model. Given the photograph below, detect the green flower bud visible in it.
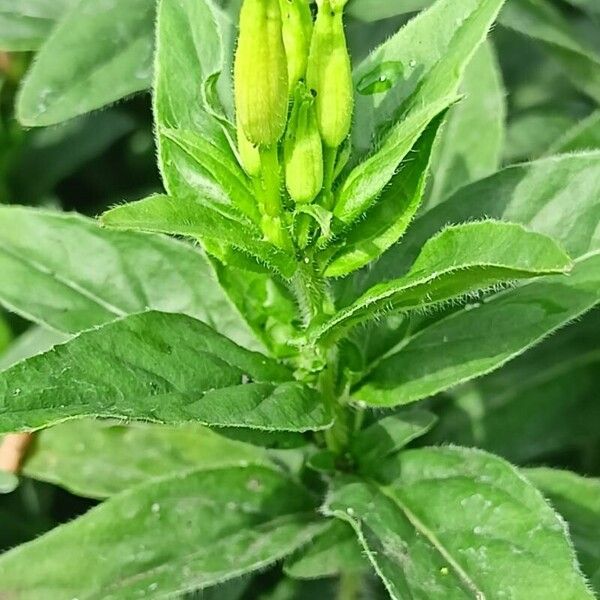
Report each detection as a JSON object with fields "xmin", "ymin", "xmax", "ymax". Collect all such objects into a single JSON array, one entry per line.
[
  {"xmin": 306, "ymin": 0, "xmax": 353, "ymax": 148},
  {"xmin": 237, "ymin": 122, "xmax": 261, "ymax": 177},
  {"xmin": 284, "ymin": 90, "xmax": 323, "ymax": 204},
  {"xmin": 279, "ymin": 0, "xmax": 313, "ymax": 90},
  {"xmin": 234, "ymin": 0, "xmax": 289, "ymax": 146}
]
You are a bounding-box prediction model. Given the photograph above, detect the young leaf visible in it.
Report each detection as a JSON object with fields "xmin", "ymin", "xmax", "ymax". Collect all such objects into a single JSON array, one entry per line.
[
  {"xmin": 500, "ymin": 0, "xmax": 600, "ymax": 104},
  {"xmin": 17, "ymin": 0, "xmax": 155, "ymax": 126},
  {"xmin": 364, "ymin": 152, "xmax": 600, "ymax": 291},
  {"xmin": 355, "ymin": 252, "xmax": 600, "ymax": 407},
  {"xmin": 324, "ymin": 447, "xmax": 594, "ymax": 599},
  {"xmin": 425, "ymin": 40, "xmax": 505, "ymax": 209},
  {"xmin": 0, "ymin": 0, "xmax": 76, "ymax": 51},
  {"xmin": 323, "ymin": 114, "xmax": 444, "ymax": 278},
  {"xmin": 524, "ymin": 468, "xmax": 600, "ymax": 592},
  {"xmin": 311, "ymin": 221, "xmax": 572, "ymax": 344},
  {"xmin": 23, "ymin": 420, "xmax": 271, "ymax": 499},
  {"xmin": 284, "ymin": 519, "xmax": 368, "ymax": 579},
  {"xmin": 102, "ymin": 195, "xmax": 297, "ymax": 279},
  {"xmin": 350, "ymin": 410, "xmax": 437, "ymax": 472},
  {"xmin": 0, "ymin": 466, "xmax": 327, "ymax": 598},
  {"xmin": 0, "ymin": 206, "xmax": 257, "ymax": 348},
  {"xmin": 0, "ymin": 311, "xmax": 331, "ymax": 433},
  {"xmin": 352, "ymin": 0, "xmax": 506, "ymax": 151}
]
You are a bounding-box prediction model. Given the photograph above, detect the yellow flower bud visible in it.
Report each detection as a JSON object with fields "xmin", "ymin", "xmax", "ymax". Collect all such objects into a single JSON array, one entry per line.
[
  {"xmin": 279, "ymin": 0, "xmax": 313, "ymax": 90},
  {"xmin": 306, "ymin": 0, "xmax": 353, "ymax": 148},
  {"xmin": 284, "ymin": 90, "xmax": 323, "ymax": 204},
  {"xmin": 237, "ymin": 122, "xmax": 261, "ymax": 177},
  {"xmin": 234, "ymin": 0, "xmax": 289, "ymax": 146}
]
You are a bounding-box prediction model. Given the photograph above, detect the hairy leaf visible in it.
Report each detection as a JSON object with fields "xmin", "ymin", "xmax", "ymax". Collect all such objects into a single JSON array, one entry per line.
[
  {"xmin": 23, "ymin": 420, "xmax": 271, "ymax": 499},
  {"xmin": 525, "ymin": 468, "xmax": 600, "ymax": 592},
  {"xmin": 0, "ymin": 466, "xmax": 326, "ymax": 598},
  {"xmin": 0, "ymin": 312, "xmax": 331, "ymax": 433},
  {"xmin": 284, "ymin": 520, "xmax": 368, "ymax": 579},
  {"xmin": 324, "ymin": 447, "xmax": 593, "ymax": 599},
  {"xmin": 312, "ymin": 221, "xmax": 571, "ymax": 344},
  {"xmin": 547, "ymin": 110, "xmax": 600, "ymax": 155},
  {"xmin": 17, "ymin": 0, "xmax": 155, "ymax": 126},
  {"xmin": 0, "ymin": 206, "xmax": 257, "ymax": 348},
  {"xmin": 102, "ymin": 195, "xmax": 297, "ymax": 279},
  {"xmin": 355, "ymin": 252, "xmax": 600, "ymax": 407}
]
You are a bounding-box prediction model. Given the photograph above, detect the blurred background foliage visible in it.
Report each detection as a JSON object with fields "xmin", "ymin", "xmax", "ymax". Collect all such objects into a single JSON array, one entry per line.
[{"xmin": 0, "ymin": 0, "xmax": 598, "ymax": 593}]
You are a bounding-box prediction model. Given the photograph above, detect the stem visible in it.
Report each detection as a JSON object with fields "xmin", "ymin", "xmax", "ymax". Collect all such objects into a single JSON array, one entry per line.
[
  {"xmin": 0, "ymin": 433, "xmax": 33, "ymax": 474},
  {"xmin": 259, "ymin": 145, "xmax": 282, "ymax": 217},
  {"xmin": 338, "ymin": 572, "xmax": 362, "ymax": 600},
  {"xmin": 322, "ymin": 145, "xmax": 338, "ymax": 210}
]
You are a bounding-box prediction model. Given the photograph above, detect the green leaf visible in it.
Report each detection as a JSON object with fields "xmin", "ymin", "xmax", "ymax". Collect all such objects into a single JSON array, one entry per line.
[
  {"xmin": 324, "ymin": 447, "xmax": 593, "ymax": 600},
  {"xmin": 23, "ymin": 420, "xmax": 271, "ymax": 499},
  {"xmin": 350, "ymin": 410, "xmax": 437, "ymax": 472},
  {"xmin": 525, "ymin": 468, "xmax": 600, "ymax": 592},
  {"xmin": 499, "ymin": 0, "xmax": 600, "ymax": 104},
  {"xmin": 428, "ymin": 311, "xmax": 600, "ymax": 463},
  {"xmin": 425, "ymin": 41, "xmax": 505, "ymax": 209},
  {"xmin": 102, "ymin": 195, "xmax": 297, "ymax": 279},
  {"xmin": 0, "ymin": 0, "xmax": 76, "ymax": 51},
  {"xmin": 323, "ymin": 114, "xmax": 443, "ymax": 278},
  {"xmin": 0, "ymin": 206, "xmax": 257, "ymax": 348},
  {"xmin": 366, "ymin": 152, "xmax": 600, "ymax": 290},
  {"xmin": 0, "ymin": 466, "xmax": 327, "ymax": 598},
  {"xmin": 347, "ymin": 0, "xmax": 430, "ymax": 21},
  {"xmin": 546, "ymin": 110, "xmax": 600, "ymax": 155},
  {"xmin": 0, "ymin": 327, "xmax": 67, "ymax": 371},
  {"xmin": 17, "ymin": 0, "xmax": 155, "ymax": 126},
  {"xmin": 0, "ymin": 311, "xmax": 331, "ymax": 433},
  {"xmin": 312, "ymin": 221, "xmax": 572, "ymax": 345},
  {"xmin": 284, "ymin": 520, "xmax": 368, "ymax": 579},
  {"xmin": 355, "ymin": 252, "xmax": 600, "ymax": 407},
  {"xmin": 352, "ymin": 0, "xmax": 506, "ymax": 152}
]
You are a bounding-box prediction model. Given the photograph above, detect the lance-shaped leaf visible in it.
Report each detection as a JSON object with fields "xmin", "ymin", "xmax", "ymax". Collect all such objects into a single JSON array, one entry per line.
[
  {"xmin": 0, "ymin": 311, "xmax": 331, "ymax": 433},
  {"xmin": 323, "ymin": 114, "xmax": 443, "ymax": 278},
  {"xmin": 324, "ymin": 447, "xmax": 593, "ymax": 600},
  {"xmin": 350, "ymin": 410, "xmax": 437, "ymax": 472},
  {"xmin": 525, "ymin": 468, "xmax": 600, "ymax": 593},
  {"xmin": 0, "ymin": 466, "xmax": 327, "ymax": 599},
  {"xmin": 363, "ymin": 152, "xmax": 600, "ymax": 292},
  {"xmin": 0, "ymin": 206, "xmax": 257, "ymax": 348},
  {"xmin": 352, "ymin": 0, "xmax": 505, "ymax": 151},
  {"xmin": 23, "ymin": 420, "xmax": 272, "ymax": 499},
  {"xmin": 428, "ymin": 311, "xmax": 600, "ymax": 463},
  {"xmin": 334, "ymin": 0, "xmax": 506, "ymax": 228},
  {"xmin": 17, "ymin": 0, "xmax": 155, "ymax": 126},
  {"xmin": 0, "ymin": 0, "xmax": 76, "ymax": 51},
  {"xmin": 425, "ymin": 40, "xmax": 505, "ymax": 209},
  {"xmin": 311, "ymin": 221, "xmax": 572, "ymax": 344},
  {"xmin": 102, "ymin": 195, "xmax": 297, "ymax": 279},
  {"xmin": 355, "ymin": 252, "xmax": 600, "ymax": 407},
  {"xmin": 284, "ymin": 519, "xmax": 368, "ymax": 579}
]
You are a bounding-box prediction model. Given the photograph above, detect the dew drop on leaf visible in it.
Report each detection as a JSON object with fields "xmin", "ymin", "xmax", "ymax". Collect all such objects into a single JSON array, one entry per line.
[{"xmin": 357, "ymin": 61, "xmax": 404, "ymax": 95}]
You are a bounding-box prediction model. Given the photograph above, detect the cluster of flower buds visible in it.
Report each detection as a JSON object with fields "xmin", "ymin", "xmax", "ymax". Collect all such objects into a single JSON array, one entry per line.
[{"xmin": 233, "ymin": 0, "xmax": 352, "ymax": 249}]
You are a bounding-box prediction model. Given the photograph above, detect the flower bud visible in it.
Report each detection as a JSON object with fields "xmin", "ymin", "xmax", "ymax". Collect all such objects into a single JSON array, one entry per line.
[
  {"xmin": 279, "ymin": 0, "xmax": 313, "ymax": 90},
  {"xmin": 234, "ymin": 0, "xmax": 289, "ymax": 146},
  {"xmin": 237, "ymin": 122, "xmax": 261, "ymax": 177},
  {"xmin": 306, "ymin": 0, "xmax": 353, "ymax": 148},
  {"xmin": 284, "ymin": 90, "xmax": 323, "ymax": 204}
]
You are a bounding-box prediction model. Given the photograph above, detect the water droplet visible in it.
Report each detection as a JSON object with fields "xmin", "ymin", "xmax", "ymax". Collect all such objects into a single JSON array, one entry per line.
[
  {"xmin": 357, "ymin": 61, "xmax": 404, "ymax": 95},
  {"xmin": 246, "ymin": 479, "xmax": 262, "ymax": 492},
  {"xmin": 408, "ymin": 59, "xmax": 417, "ymax": 68},
  {"xmin": 346, "ymin": 507, "xmax": 355, "ymax": 516},
  {"xmin": 440, "ymin": 566, "xmax": 449, "ymax": 576},
  {"xmin": 151, "ymin": 503, "xmax": 160, "ymax": 514},
  {"xmin": 12, "ymin": 388, "xmax": 21, "ymax": 396}
]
